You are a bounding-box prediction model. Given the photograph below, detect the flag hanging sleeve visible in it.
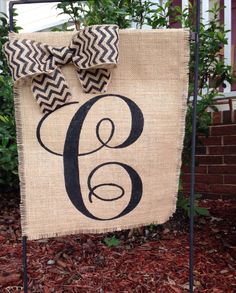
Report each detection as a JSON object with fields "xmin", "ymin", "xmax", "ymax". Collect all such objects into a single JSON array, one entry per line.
[{"xmin": 5, "ymin": 27, "xmax": 189, "ymax": 240}]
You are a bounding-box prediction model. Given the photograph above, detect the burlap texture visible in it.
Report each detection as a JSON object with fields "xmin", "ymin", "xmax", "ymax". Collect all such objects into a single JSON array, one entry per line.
[{"xmin": 11, "ymin": 29, "xmax": 189, "ymax": 240}]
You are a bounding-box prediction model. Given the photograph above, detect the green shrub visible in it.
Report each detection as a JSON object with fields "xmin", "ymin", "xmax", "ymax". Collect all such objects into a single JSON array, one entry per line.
[{"xmin": 0, "ymin": 12, "xmax": 19, "ymax": 190}]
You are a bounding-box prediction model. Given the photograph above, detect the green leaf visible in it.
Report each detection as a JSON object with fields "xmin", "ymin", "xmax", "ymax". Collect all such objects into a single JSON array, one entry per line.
[
  {"xmin": 104, "ymin": 236, "xmax": 120, "ymax": 247},
  {"xmin": 195, "ymin": 207, "xmax": 210, "ymax": 217},
  {"xmin": 0, "ymin": 115, "xmax": 9, "ymax": 123},
  {"xmin": 217, "ymin": 31, "xmax": 225, "ymax": 42}
]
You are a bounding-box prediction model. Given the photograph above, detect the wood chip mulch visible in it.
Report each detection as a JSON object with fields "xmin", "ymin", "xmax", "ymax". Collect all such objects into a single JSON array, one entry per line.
[{"xmin": 0, "ymin": 192, "xmax": 235, "ymax": 293}]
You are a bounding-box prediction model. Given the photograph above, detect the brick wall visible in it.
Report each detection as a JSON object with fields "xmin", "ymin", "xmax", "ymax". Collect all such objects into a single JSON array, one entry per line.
[{"xmin": 182, "ymin": 109, "xmax": 236, "ymax": 198}]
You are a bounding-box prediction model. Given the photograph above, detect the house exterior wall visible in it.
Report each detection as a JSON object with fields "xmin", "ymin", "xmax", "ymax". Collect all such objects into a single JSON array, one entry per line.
[
  {"xmin": 170, "ymin": 0, "xmax": 236, "ymax": 198},
  {"xmin": 182, "ymin": 100, "xmax": 236, "ymax": 198}
]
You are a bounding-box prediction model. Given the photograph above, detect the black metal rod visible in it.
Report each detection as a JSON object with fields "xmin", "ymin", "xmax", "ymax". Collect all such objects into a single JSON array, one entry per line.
[
  {"xmin": 9, "ymin": 0, "xmax": 80, "ymax": 31},
  {"xmin": 189, "ymin": 0, "xmax": 201, "ymax": 292},
  {"xmin": 22, "ymin": 236, "xmax": 28, "ymax": 293}
]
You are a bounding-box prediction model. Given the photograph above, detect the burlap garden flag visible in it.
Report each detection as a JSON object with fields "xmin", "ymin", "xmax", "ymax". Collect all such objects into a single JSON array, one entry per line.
[{"xmin": 4, "ymin": 26, "xmax": 189, "ymax": 240}]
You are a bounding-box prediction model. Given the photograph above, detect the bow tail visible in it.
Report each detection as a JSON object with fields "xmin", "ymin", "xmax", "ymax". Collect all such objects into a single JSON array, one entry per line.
[
  {"xmin": 31, "ymin": 68, "xmax": 72, "ymax": 114},
  {"xmin": 77, "ymin": 68, "xmax": 111, "ymax": 94}
]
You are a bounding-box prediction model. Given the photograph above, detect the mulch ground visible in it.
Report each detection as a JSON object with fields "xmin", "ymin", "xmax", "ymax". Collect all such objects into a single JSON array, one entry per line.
[{"xmin": 0, "ymin": 192, "xmax": 235, "ymax": 293}]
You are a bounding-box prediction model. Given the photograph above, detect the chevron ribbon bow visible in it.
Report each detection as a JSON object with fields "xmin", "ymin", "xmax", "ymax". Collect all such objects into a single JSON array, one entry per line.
[{"xmin": 4, "ymin": 25, "xmax": 119, "ymax": 113}]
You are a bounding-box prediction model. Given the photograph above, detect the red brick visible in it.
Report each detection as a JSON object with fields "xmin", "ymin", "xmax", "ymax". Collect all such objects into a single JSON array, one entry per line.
[
  {"xmin": 196, "ymin": 155, "xmax": 223, "ymax": 165},
  {"xmin": 208, "ymin": 165, "xmax": 236, "ymax": 174},
  {"xmin": 183, "ymin": 182, "xmax": 209, "ymax": 193},
  {"xmin": 224, "ymin": 156, "xmax": 236, "ymax": 164},
  {"xmin": 195, "ymin": 166, "xmax": 208, "ymax": 173},
  {"xmin": 223, "ymin": 110, "xmax": 232, "ymax": 124},
  {"xmin": 195, "ymin": 183, "xmax": 210, "ymax": 192},
  {"xmin": 183, "ymin": 173, "xmax": 223, "ymax": 186},
  {"xmin": 196, "ymin": 146, "xmax": 206, "ymax": 155},
  {"xmin": 182, "ymin": 183, "xmax": 190, "ymax": 191},
  {"xmin": 209, "ymin": 184, "xmax": 236, "ymax": 195},
  {"xmin": 210, "ymin": 125, "xmax": 236, "ymax": 136},
  {"xmin": 182, "ymin": 174, "xmax": 224, "ymax": 184},
  {"xmin": 223, "ymin": 135, "xmax": 236, "ymax": 145},
  {"xmin": 198, "ymin": 136, "xmax": 221, "ymax": 146},
  {"xmin": 212, "ymin": 112, "xmax": 222, "ymax": 124},
  {"xmin": 208, "ymin": 146, "xmax": 236, "ymax": 155},
  {"xmin": 182, "ymin": 182, "xmax": 210, "ymax": 193},
  {"xmin": 182, "ymin": 165, "xmax": 207, "ymax": 174},
  {"xmin": 224, "ymin": 175, "xmax": 236, "ymax": 184},
  {"xmin": 197, "ymin": 174, "xmax": 223, "ymax": 184}
]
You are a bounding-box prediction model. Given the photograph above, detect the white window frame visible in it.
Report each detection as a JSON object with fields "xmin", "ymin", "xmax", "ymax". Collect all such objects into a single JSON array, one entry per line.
[
  {"xmin": 224, "ymin": 0, "xmax": 232, "ymax": 93},
  {"xmin": 188, "ymin": 0, "xmax": 233, "ymax": 96}
]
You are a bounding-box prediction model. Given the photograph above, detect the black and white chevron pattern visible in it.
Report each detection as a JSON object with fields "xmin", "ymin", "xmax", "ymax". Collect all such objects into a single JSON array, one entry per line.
[
  {"xmin": 52, "ymin": 47, "xmax": 73, "ymax": 65},
  {"xmin": 71, "ymin": 25, "xmax": 118, "ymax": 94},
  {"xmin": 78, "ymin": 68, "xmax": 111, "ymax": 93},
  {"xmin": 71, "ymin": 25, "xmax": 119, "ymax": 69},
  {"xmin": 32, "ymin": 68, "xmax": 72, "ymax": 114},
  {"xmin": 4, "ymin": 25, "xmax": 119, "ymax": 113},
  {"xmin": 4, "ymin": 39, "xmax": 53, "ymax": 81}
]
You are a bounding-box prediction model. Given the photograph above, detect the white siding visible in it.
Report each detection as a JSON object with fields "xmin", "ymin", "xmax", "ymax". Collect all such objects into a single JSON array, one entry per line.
[
  {"xmin": 0, "ymin": 0, "xmax": 7, "ymax": 14},
  {"xmin": 6, "ymin": 1, "xmax": 70, "ymax": 32},
  {"xmin": 182, "ymin": 0, "xmax": 188, "ymax": 11},
  {"xmin": 202, "ymin": 0, "xmax": 210, "ymax": 27}
]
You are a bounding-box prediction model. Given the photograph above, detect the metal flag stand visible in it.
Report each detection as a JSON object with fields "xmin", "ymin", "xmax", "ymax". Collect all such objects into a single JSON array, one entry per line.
[
  {"xmin": 189, "ymin": 1, "xmax": 200, "ymax": 292},
  {"xmin": 8, "ymin": 1, "xmax": 201, "ymax": 292}
]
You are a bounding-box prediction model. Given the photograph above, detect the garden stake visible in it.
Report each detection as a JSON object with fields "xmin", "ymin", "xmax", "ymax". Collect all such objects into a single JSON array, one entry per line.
[
  {"xmin": 189, "ymin": 0, "xmax": 201, "ymax": 292},
  {"xmin": 22, "ymin": 236, "xmax": 28, "ymax": 293},
  {"xmin": 8, "ymin": 1, "xmax": 201, "ymax": 292}
]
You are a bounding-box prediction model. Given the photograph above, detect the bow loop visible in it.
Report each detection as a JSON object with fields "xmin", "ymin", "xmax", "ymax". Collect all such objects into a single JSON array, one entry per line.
[
  {"xmin": 4, "ymin": 25, "xmax": 119, "ymax": 114},
  {"xmin": 4, "ymin": 39, "xmax": 54, "ymax": 81},
  {"xmin": 70, "ymin": 25, "xmax": 119, "ymax": 70}
]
